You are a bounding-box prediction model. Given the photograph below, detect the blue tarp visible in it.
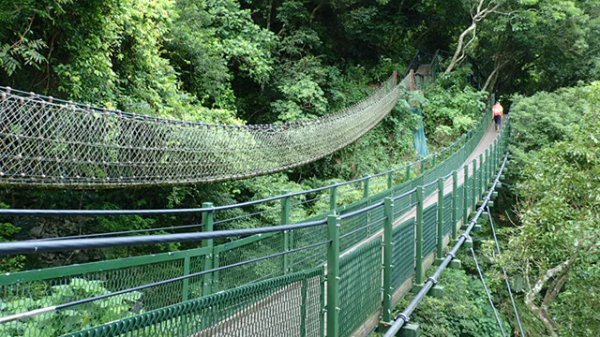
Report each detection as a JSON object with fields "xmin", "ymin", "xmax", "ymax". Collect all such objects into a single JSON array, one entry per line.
[{"xmin": 412, "ymin": 107, "xmax": 429, "ymax": 157}]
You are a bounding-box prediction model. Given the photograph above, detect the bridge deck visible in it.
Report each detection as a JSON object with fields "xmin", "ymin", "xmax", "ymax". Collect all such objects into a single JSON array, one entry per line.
[{"xmin": 195, "ymin": 122, "xmax": 500, "ymax": 337}]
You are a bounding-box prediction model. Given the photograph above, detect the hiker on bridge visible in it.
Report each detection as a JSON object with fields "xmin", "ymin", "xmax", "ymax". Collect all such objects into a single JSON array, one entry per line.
[{"xmin": 492, "ymin": 101, "xmax": 504, "ymax": 132}]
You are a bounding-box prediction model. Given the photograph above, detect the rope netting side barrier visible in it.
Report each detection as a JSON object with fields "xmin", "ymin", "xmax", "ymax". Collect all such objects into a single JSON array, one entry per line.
[
  {"xmin": 0, "ymin": 116, "xmax": 511, "ymax": 337},
  {"xmin": 0, "ymin": 73, "xmax": 405, "ymax": 187}
]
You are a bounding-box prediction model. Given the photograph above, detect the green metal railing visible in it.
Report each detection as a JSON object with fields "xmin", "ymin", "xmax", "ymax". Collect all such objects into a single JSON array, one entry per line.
[{"xmin": 0, "ymin": 115, "xmax": 511, "ymax": 337}]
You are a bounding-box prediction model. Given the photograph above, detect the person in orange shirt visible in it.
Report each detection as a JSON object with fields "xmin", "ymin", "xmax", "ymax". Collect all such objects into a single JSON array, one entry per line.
[{"xmin": 492, "ymin": 101, "xmax": 504, "ymax": 132}]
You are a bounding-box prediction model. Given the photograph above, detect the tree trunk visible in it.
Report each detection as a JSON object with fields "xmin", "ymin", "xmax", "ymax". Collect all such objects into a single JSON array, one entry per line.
[
  {"xmin": 483, "ymin": 59, "xmax": 508, "ymax": 92},
  {"xmin": 445, "ymin": 23, "xmax": 476, "ymax": 74}
]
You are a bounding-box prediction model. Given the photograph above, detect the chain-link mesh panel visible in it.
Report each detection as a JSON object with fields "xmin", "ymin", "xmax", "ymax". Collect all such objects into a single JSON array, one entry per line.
[
  {"xmin": 0, "ymin": 74, "xmax": 401, "ymax": 187},
  {"xmin": 443, "ymin": 192, "xmax": 453, "ymax": 236},
  {"xmin": 63, "ymin": 269, "xmax": 323, "ymax": 337},
  {"xmin": 215, "ymin": 232, "xmax": 286, "ymax": 291},
  {"xmin": 455, "ymin": 184, "xmax": 464, "ymax": 223},
  {"xmin": 465, "ymin": 175, "xmax": 473, "ymax": 212},
  {"xmin": 288, "ymin": 222, "xmax": 328, "ymax": 274},
  {"xmin": 391, "ymin": 219, "xmax": 415, "ymax": 290},
  {"xmin": 339, "ymin": 238, "xmax": 382, "ymax": 337},
  {"xmin": 0, "ymin": 248, "xmax": 210, "ymax": 337},
  {"xmin": 339, "ymin": 203, "xmax": 385, "ymax": 252},
  {"xmin": 393, "ymin": 190, "xmax": 416, "ymax": 220},
  {"xmin": 423, "ymin": 203, "xmax": 437, "ymax": 257}
]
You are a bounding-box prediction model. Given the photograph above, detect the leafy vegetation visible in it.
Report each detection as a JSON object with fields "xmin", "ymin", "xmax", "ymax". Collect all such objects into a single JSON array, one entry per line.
[
  {"xmin": 1, "ymin": 1, "xmax": 600, "ymax": 336},
  {"xmin": 496, "ymin": 83, "xmax": 600, "ymax": 337},
  {"xmin": 0, "ymin": 279, "xmax": 141, "ymax": 337}
]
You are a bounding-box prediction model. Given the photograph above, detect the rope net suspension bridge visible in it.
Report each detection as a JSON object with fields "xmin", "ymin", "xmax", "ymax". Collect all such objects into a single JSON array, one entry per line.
[
  {"xmin": 0, "ymin": 54, "xmax": 516, "ymax": 337},
  {"xmin": 0, "ymin": 71, "xmax": 410, "ymax": 187}
]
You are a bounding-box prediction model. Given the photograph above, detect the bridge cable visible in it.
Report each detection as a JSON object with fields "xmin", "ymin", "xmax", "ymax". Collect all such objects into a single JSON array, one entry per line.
[
  {"xmin": 486, "ymin": 206, "xmax": 527, "ymax": 337},
  {"xmin": 469, "ymin": 246, "xmax": 508, "ymax": 337}
]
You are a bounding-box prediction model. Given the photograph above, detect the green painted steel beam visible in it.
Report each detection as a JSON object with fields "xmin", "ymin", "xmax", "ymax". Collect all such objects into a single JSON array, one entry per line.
[
  {"xmin": 436, "ymin": 178, "xmax": 444, "ymax": 259},
  {"xmin": 415, "ymin": 186, "xmax": 424, "ymax": 284},
  {"xmin": 281, "ymin": 192, "xmax": 292, "ymax": 275},
  {"xmin": 326, "ymin": 214, "xmax": 341, "ymax": 337},
  {"xmin": 382, "ymin": 197, "xmax": 394, "ymax": 323},
  {"xmin": 202, "ymin": 202, "xmax": 214, "ymax": 296},
  {"xmin": 452, "ymin": 170, "xmax": 458, "ymax": 241}
]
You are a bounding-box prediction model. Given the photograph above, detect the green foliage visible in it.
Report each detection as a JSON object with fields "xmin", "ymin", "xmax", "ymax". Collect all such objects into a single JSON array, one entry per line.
[
  {"xmin": 166, "ymin": 0, "xmax": 275, "ymax": 110},
  {"xmin": 510, "ymin": 85, "xmax": 592, "ymax": 152},
  {"xmin": 421, "ymin": 71, "xmax": 488, "ymax": 147},
  {"xmin": 502, "ymin": 83, "xmax": 600, "ymax": 337},
  {"xmin": 382, "ymin": 267, "xmax": 510, "ymax": 337},
  {"xmin": 0, "ymin": 278, "xmax": 141, "ymax": 337},
  {"xmin": 0, "ymin": 202, "xmax": 25, "ymax": 272}
]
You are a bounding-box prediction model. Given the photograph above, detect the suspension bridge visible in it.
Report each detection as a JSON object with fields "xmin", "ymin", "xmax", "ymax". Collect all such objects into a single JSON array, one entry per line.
[{"xmin": 0, "ymin": 63, "xmax": 517, "ymax": 337}]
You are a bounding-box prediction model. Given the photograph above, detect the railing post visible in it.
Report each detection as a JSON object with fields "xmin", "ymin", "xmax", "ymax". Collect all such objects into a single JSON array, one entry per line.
[
  {"xmin": 416, "ymin": 186, "xmax": 424, "ymax": 284},
  {"xmin": 182, "ymin": 255, "xmax": 190, "ymax": 301},
  {"xmin": 471, "ymin": 159, "xmax": 478, "ymax": 210},
  {"xmin": 494, "ymin": 138, "xmax": 499, "ymax": 171},
  {"xmin": 387, "ymin": 172, "xmax": 394, "ymax": 190},
  {"xmin": 488, "ymin": 148, "xmax": 493, "ymax": 183},
  {"xmin": 300, "ymin": 277, "xmax": 308, "ymax": 337},
  {"xmin": 330, "ymin": 184, "xmax": 338, "ymax": 213},
  {"xmin": 484, "ymin": 149, "xmax": 489, "ymax": 187},
  {"xmin": 364, "ymin": 176, "xmax": 371, "ymax": 199},
  {"xmin": 405, "ymin": 164, "xmax": 411, "ymax": 182},
  {"xmin": 281, "ymin": 192, "xmax": 292, "ymax": 274},
  {"xmin": 382, "ymin": 197, "xmax": 394, "ymax": 323},
  {"xmin": 463, "ymin": 165, "xmax": 469, "ymax": 223},
  {"xmin": 437, "ymin": 178, "xmax": 444, "ymax": 260},
  {"xmin": 326, "ymin": 214, "xmax": 341, "ymax": 337},
  {"xmin": 452, "ymin": 170, "xmax": 458, "ymax": 241},
  {"xmin": 202, "ymin": 202, "xmax": 214, "ymax": 296},
  {"xmin": 479, "ymin": 153, "xmax": 485, "ymax": 197}
]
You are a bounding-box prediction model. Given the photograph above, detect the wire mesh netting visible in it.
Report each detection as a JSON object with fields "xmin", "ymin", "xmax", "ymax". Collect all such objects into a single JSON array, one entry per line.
[
  {"xmin": 443, "ymin": 192, "xmax": 453, "ymax": 236},
  {"xmin": 63, "ymin": 268, "xmax": 323, "ymax": 337},
  {"xmin": 339, "ymin": 238, "xmax": 382, "ymax": 337},
  {"xmin": 0, "ymin": 247, "xmax": 210, "ymax": 337},
  {"xmin": 0, "ymin": 73, "xmax": 402, "ymax": 187},
  {"xmin": 423, "ymin": 203, "xmax": 437, "ymax": 257},
  {"xmin": 391, "ymin": 219, "xmax": 415, "ymax": 291}
]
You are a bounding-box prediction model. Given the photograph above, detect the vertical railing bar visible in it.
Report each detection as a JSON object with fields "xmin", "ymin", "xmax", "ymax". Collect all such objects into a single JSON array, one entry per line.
[
  {"xmin": 201, "ymin": 202, "xmax": 214, "ymax": 296},
  {"xmin": 281, "ymin": 192, "xmax": 292, "ymax": 275},
  {"xmin": 382, "ymin": 197, "xmax": 394, "ymax": 322},
  {"xmin": 436, "ymin": 178, "xmax": 444, "ymax": 260},
  {"xmin": 326, "ymin": 214, "xmax": 340, "ymax": 337},
  {"xmin": 415, "ymin": 186, "xmax": 424, "ymax": 284}
]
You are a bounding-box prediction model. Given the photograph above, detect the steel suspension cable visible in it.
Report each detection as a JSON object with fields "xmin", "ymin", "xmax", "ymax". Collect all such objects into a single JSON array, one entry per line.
[
  {"xmin": 486, "ymin": 206, "xmax": 527, "ymax": 337},
  {"xmin": 469, "ymin": 246, "xmax": 508, "ymax": 337}
]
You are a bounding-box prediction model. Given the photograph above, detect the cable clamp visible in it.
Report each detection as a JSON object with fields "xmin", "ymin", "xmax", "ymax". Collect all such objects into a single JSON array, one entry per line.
[
  {"xmin": 427, "ymin": 276, "xmax": 438, "ymax": 285},
  {"xmin": 398, "ymin": 313, "xmax": 409, "ymax": 323},
  {"xmin": 447, "ymin": 252, "xmax": 455, "ymax": 259}
]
